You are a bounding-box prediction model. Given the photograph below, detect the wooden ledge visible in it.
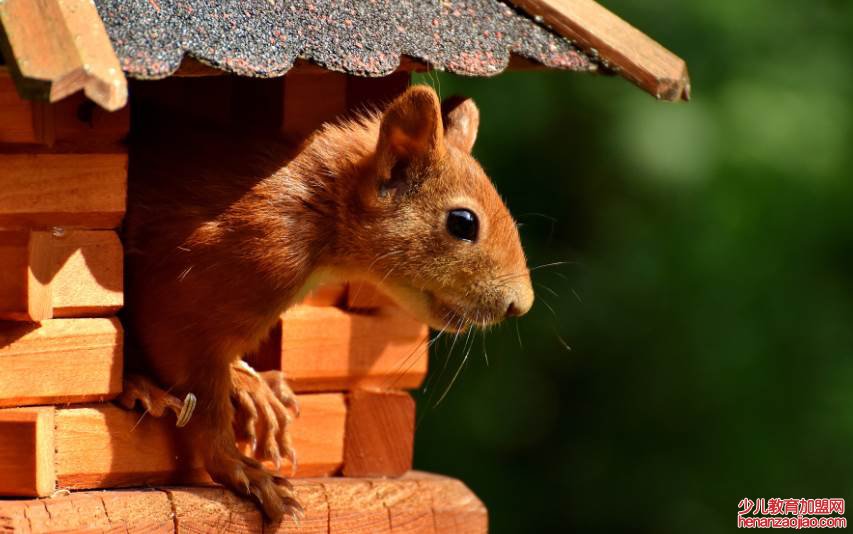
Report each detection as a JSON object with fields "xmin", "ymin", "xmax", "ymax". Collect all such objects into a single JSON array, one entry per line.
[{"xmin": 0, "ymin": 472, "xmax": 487, "ymax": 533}]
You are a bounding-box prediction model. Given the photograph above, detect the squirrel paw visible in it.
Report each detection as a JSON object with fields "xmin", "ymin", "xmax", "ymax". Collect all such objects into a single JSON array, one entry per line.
[
  {"xmin": 231, "ymin": 361, "xmax": 300, "ymax": 472},
  {"xmin": 117, "ymin": 373, "xmax": 196, "ymax": 427},
  {"xmin": 207, "ymin": 443, "xmax": 304, "ymax": 523}
]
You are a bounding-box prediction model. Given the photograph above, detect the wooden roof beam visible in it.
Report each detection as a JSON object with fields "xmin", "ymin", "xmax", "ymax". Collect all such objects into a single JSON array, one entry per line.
[
  {"xmin": 0, "ymin": 0, "xmax": 127, "ymax": 110},
  {"xmin": 510, "ymin": 0, "xmax": 691, "ymax": 101}
]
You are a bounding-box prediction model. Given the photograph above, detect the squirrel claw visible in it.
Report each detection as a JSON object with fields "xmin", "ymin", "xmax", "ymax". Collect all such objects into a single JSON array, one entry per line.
[
  {"xmin": 231, "ymin": 362, "xmax": 299, "ymax": 472},
  {"xmin": 117, "ymin": 374, "xmax": 195, "ymax": 426},
  {"xmin": 175, "ymin": 392, "xmax": 196, "ymax": 427}
]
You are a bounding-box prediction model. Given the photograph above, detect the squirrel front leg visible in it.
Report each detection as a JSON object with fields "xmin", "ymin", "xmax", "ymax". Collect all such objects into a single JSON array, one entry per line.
[{"xmin": 183, "ymin": 357, "xmax": 303, "ymax": 522}]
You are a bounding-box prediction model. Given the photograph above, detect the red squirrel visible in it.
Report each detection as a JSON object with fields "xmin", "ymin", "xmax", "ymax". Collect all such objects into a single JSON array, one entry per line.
[{"xmin": 121, "ymin": 85, "xmax": 534, "ymax": 520}]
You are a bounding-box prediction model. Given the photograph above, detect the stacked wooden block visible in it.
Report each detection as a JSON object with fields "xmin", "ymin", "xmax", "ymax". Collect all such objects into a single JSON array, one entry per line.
[
  {"xmin": 0, "ymin": 70, "xmax": 429, "ymax": 495},
  {"xmin": 0, "ymin": 281, "xmax": 429, "ymax": 495}
]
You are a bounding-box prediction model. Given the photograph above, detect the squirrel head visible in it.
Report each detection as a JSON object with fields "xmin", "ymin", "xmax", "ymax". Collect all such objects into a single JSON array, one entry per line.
[{"xmin": 331, "ymin": 85, "xmax": 533, "ymax": 332}]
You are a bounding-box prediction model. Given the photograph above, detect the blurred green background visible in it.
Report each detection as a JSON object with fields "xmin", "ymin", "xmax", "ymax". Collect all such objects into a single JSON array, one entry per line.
[{"xmin": 412, "ymin": 1, "xmax": 853, "ymax": 532}]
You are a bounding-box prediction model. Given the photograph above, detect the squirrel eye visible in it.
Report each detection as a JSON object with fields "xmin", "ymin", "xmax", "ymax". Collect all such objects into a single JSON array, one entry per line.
[{"xmin": 446, "ymin": 209, "xmax": 479, "ymax": 242}]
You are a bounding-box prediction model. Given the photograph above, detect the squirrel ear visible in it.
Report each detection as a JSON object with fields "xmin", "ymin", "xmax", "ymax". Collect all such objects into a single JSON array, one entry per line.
[
  {"xmin": 441, "ymin": 96, "xmax": 479, "ymax": 153},
  {"xmin": 377, "ymin": 86, "xmax": 444, "ymax": 168}
]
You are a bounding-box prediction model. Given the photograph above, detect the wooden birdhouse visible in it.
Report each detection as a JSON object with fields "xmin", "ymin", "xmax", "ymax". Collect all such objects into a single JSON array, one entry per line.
[{"xmin": 0, "ymin": 1, "xmax": 687, "ymax": 531}]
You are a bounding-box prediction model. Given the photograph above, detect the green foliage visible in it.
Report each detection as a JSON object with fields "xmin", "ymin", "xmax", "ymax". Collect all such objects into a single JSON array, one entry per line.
[{"xmin": 412, "ymin": 1, "xmax": 853, "ymax": 532}]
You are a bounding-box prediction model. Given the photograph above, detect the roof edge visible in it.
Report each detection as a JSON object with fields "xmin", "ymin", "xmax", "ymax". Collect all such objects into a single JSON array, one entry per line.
[{"xmin": 509, "ymin": 0, "xmax": 691, "ymax": 101}]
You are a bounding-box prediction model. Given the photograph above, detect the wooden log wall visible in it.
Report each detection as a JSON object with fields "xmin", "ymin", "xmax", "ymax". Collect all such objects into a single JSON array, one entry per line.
[
  {"xmin": 0, "ymin": 473, "xmax": 487, "ymax": 533},
  {"xmin": 0, "ymin": 69, "xmax": 434, "ymax": 504}
]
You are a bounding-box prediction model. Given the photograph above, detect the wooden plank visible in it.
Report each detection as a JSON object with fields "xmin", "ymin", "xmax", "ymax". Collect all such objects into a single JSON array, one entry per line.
[
  {"xmin": 346, "ymin": 72, "xmax": 410, "ymax": 112},
  {"xmin": 49, "ymin": 230, "xmax": 123, "ymax": 317},
  {"xmin": 0, "ymin": 70, "xmax": 129, "ymax": 149},
  {"xmin": 0, "ymin": 231, "xmax": 34, "ymax": 320},
  {"xmin": 0, "ymin": 318, "xmax": 123, "ymax": 407},
  {"xmin": 323, "ymin": 479, "xmax": 391, "ymax": 534},
  {"xmin": 0, "ymin": 474, "xmax": 485, "ymax": 533},
  {"xmin": 0, "ymin": 230, "xmax": 123, "ymax": 321},
  {"xmin": 510, "ymin": 0, "xmax": 690, "ymax": 101},
  {"xmin": 301, "ymin": 282, "xmax": 347, "ymax": 307},
  {"xmin": 343, "ymin": 390, "xmax": 415, "ymax": 478},
  {"xmin": 25, "ymin": 231, "xmax": 53, "ymax": 321},
  {"xmin": 47, "ymin": 91, "xmax": 130, "ymax": 150},
  {"xmin": 168, "ymin": 487, "xmax": 263, "ymax": 533},
  {"xmin": 0, "ymin": 489, "xmax": 174, "ymax": 533},
  {"xmin": 0, "ymin": 0, "xmax": 127, "ymax": 110},
  {"xmin": 52, "ymin": 394, "xmax": 346, "ymax": 490},
  {"xmin": 248, "ymin": 305, "xmax": 429, "ymax": 392},
  {"xmin": 0, "ymin": 153, "xmax": 127, "ymax": 228},
  {"xmin": 268, "ymin": 482, "xmax": 330, "ymax": 534},
  {"xmin": 347, "ymin": 281, "xmax": 396, "ymax": 309},
  {"xmin": 0, "ymin": 74, "xmax": 38, "ymax": 143},
  {"xmin": 407, "ymin": 472, "xmax": 488, "ymax": 533},
  {"xmin": 282, "ymin": 71, "xmax": 348, "ymax": 140},
  {"xmin": 0, "ymin": 407, "xmax": 55, "ymax": 497},
  {"xmin": 371, "ymin": 478, "xmax": 435, "ymax": 534}
]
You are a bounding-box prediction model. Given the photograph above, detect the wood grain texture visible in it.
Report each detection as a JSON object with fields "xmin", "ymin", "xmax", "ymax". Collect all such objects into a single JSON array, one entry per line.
[
  {"xmin": 343, "ymin": 390, "xmax": 415, "ymax": 478},
  {"xmin": 248, "ymin": 305, "xmax": 428, "ymax": 392},
  {"xmin": 510, "ymin": 0, "xmax": 690, "ymax": 101},
  {"xmin": 371, "ymin": 478, "xmax": 435, "ymax": 534},
  {"xmin": 0, "ymin": 153, "xmax": 127, "ymax": 228},
  {"xmin": 167, "ymin": 487, "xmax": 263, "ymax": 533},
  {"xmin": 407, "ymin": 472, "xmax": 488, "ymax": 533},
  {"xmin": 0, "ymin": 230, "xmax": 123, "ymax": 321},
  {"xmin": 0, "ymin": 474, "xmax": 486, "ymax": 533},
  {"xmin": 0, "ymin": 318, "xmax": 123, "ymax": 407},
  {"xmin": 52, "ymin": 394, "xmax": 346, "ymax": 490},
  {"xmin": 0, "ymin": 0, "xmax": 127, "ymax": 110},
  {"xmin": 0, "ymin": 489, "xmax": 174, "ymax": 533},
  {"xmin": 323, "ymin": 479, "xmax": 391, "ymax": 534},
  {"xmin": 0, "ymin": 407, "xmax": 54, "ymax": 497}
]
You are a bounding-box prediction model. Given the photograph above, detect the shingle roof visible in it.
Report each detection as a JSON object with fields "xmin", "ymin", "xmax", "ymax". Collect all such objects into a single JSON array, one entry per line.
[{"xmin": 94, "ymin": 0, "xmax": 597, "ymax": 79}]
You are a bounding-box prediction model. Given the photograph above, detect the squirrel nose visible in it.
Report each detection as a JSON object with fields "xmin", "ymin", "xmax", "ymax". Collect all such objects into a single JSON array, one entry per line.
[
  {"xmin": 505, "ymin": 288, "xmax": 533, "ymax": 318},
  {"xmin": 506, "ymin": 301, "xmax": 524, "ymax": 318}
]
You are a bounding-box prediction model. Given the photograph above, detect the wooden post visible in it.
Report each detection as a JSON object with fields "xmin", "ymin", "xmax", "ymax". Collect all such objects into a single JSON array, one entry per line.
[
  {"xmin": 0, "ymin": 407, "xmax": 55, "ymax": 497},
  {"xmin": 343, "ymin": 390, "xmax": 415, "ymax": 477}
]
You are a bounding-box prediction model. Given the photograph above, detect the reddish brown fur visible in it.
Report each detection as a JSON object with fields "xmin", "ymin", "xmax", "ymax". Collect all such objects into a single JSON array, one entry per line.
[{"xmin": 124, "ymin": 85, "xmax": 532, "ymax": 519}]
